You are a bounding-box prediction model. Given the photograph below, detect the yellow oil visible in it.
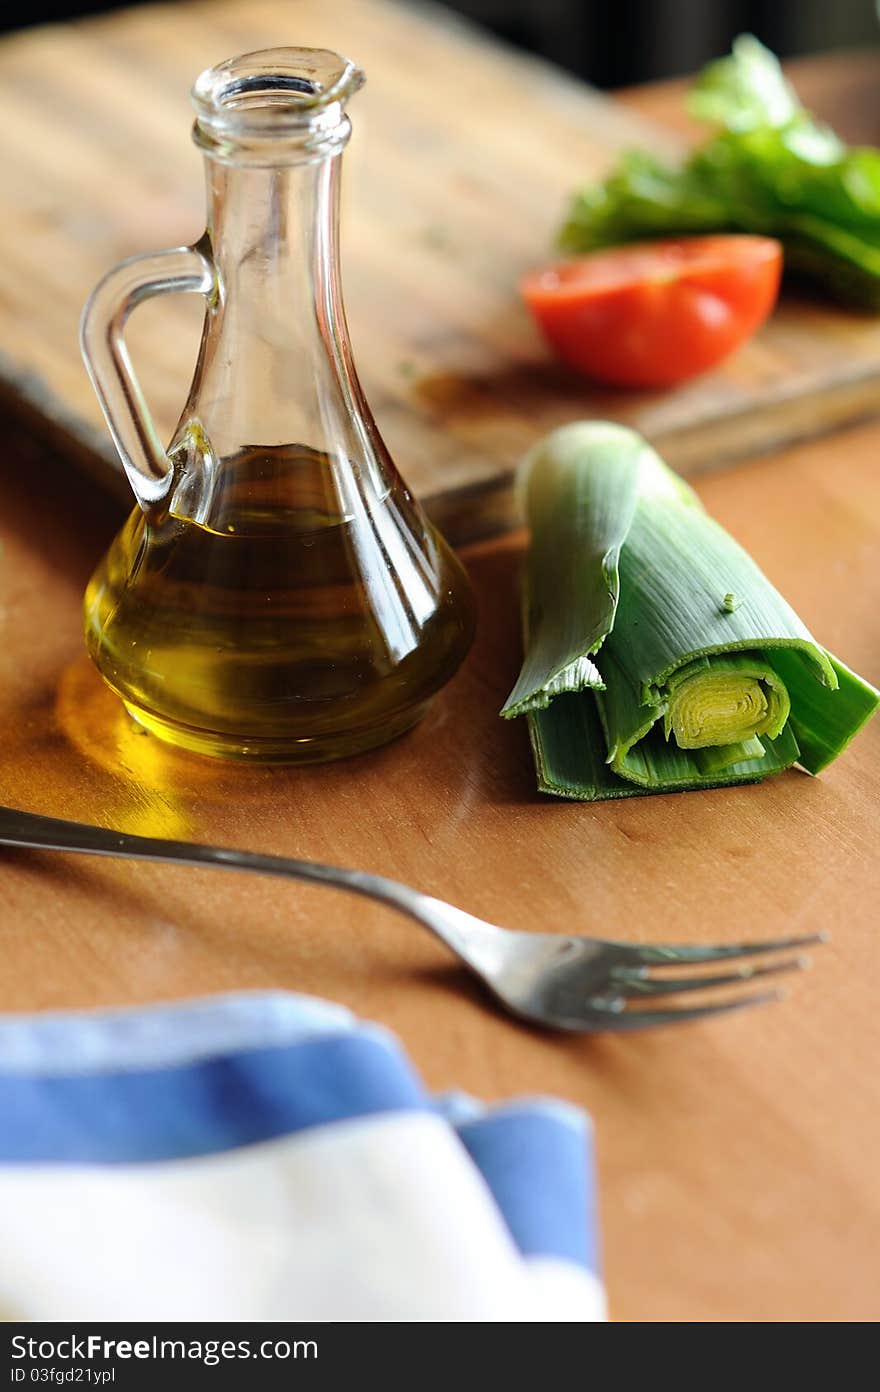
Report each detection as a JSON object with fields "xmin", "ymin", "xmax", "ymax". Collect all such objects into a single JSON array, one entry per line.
[{"xmin": 84, "ymin": 446, "xmax": 475, "ymax": 761}]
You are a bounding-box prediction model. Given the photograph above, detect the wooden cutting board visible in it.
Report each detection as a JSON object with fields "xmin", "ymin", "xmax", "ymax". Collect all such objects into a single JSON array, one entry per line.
[{"xmin": 4, "ymin": 0, "xmax": 880, "ymax": 542}]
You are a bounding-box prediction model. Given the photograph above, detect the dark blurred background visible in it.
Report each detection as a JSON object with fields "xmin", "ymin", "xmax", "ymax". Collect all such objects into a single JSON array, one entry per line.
[
  {"xmin": 447, "ymin": 0, "xmax": 879, "ymax": 85},
  {"xmin": 2, "ymin": 0, "xmax": 878, "ymax": 86}
]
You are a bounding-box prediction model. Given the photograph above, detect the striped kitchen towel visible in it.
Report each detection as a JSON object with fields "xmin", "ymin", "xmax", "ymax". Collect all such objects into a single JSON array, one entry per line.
[{"xmin": 0, "ymin": 991, "xmax": 603, "ymax": 1321}]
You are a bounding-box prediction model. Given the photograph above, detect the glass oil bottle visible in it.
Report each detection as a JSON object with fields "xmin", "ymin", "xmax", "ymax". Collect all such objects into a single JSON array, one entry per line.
[{"xmin": 81, "ymin": 48, "xmax": 475, "ymax": 762}]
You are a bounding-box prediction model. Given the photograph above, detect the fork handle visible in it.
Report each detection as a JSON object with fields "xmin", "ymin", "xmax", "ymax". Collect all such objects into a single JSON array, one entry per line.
[{"xmin": 0, "ymin": 805, "xmax": 469, "ymax": 958}]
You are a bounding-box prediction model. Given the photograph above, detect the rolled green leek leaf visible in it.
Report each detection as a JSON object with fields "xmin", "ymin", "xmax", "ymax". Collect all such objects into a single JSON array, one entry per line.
[{"xmin": 501, "ymin": 423, "xmax": 879, "ymax": 798}]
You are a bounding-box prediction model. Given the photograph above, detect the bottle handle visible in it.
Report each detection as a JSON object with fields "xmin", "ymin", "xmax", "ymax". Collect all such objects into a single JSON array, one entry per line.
[{"xmin": 80, "ymin": 245, "xmax": 215, "ymax": 510}]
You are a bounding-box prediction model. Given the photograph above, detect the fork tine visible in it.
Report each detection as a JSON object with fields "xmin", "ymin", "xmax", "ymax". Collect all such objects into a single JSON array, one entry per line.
[
  {"xmin": 611, "ymin": 955, "xmax": 807, "ymax": 999},
  {"xmin": 565, "ymin": 989, "xmax": 784, "ymax": 1032},
  {"xmin": 608, "ymin": 931, "xmax": 827, "ymax": 967}
]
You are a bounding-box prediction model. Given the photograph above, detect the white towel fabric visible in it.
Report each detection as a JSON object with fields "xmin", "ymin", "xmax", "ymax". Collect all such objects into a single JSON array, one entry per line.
[{"xmin": 0, "ymin": 991, "xmax": 604, "ymax": 1322}]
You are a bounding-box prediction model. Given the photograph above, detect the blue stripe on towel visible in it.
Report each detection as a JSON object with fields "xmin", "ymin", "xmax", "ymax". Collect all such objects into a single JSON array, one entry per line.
[
  {"xmin": 0, "ymin": 1028, "xmax": 426, "ymax": 1164},
  {"xmin": 456, "ymin": 1104, "xmax": 598, "ymax": 1274}
]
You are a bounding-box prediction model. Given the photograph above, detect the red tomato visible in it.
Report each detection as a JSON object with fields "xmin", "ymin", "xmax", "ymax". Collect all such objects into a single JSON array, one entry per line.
[{"xmin": 521, "ymin": 236, "xmax": 782, "ymax": 388}]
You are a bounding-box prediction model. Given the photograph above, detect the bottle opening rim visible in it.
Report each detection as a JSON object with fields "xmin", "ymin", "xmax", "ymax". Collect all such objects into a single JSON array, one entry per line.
[{"xmin": 191, "ymin": 47, "xmax": 365, "ymax": 138}]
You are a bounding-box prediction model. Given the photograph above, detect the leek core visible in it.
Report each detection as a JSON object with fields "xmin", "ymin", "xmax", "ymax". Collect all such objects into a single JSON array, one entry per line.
[{"xmin": 662, "ymin": 656, "xmax": 789, "ymax": 750}]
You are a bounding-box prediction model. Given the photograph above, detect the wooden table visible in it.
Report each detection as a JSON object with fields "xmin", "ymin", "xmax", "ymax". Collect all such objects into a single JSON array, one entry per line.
[{"xmin": 1, "ymin": 41, "xmax": 879, "ymax": 1322}]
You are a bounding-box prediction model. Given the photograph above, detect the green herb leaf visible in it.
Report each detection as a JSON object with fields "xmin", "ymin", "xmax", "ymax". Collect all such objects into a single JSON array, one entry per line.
[
  {"xmin": 559, "ymin": 35, "xmax": 880, "ymax": 307},
  {"xmin": 688, "ymin": 34, "xmax": 800, "ymax": 132}
]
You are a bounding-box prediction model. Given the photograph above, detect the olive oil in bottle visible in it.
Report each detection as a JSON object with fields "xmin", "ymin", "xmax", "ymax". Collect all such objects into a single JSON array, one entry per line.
[{"xmin": 85, "ymin": 446, "xmax": 475, "ymax": 761}]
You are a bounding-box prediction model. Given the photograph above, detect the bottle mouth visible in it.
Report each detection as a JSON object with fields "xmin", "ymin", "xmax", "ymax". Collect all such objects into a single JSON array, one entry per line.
[{"xmin": 192, "ymin": 47, "xmax": 364, "ymax": 155}]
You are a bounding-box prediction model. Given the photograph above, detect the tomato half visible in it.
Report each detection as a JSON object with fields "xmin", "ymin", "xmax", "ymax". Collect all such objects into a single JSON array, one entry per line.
[{"xmin": 521, "ymin": 236, "xmax": 783, "ymax": 388}]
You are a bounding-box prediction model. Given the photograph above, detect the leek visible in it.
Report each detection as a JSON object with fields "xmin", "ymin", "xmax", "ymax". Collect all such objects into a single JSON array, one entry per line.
[{"xmin": 501, "ymin": 423, "xmax": 879, "ymax": 799}]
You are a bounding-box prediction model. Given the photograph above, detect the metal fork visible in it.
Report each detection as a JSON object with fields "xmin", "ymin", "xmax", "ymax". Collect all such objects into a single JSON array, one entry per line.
[{"xmin": 0, "ymin": 806, "xmax": 823, "ymax": 1032}]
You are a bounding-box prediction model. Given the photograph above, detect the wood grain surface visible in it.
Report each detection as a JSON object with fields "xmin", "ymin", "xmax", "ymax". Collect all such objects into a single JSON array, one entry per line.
[
  {"xmin": 1, "ymin": 407, "xmax": 879, "ymax": 1322},
  {"xmin": 3, "ymin": 0, "xmax": 880, "ymax": 541}
]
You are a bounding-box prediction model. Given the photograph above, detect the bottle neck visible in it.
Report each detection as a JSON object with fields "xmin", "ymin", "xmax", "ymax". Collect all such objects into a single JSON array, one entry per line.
[
  {"xmin": 181, "ymin": 143, "xmax": 372, "ymax": 477},
  {"xmin": 205, "ymin": 151, "xmax": 340, "ymax": 319}
]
